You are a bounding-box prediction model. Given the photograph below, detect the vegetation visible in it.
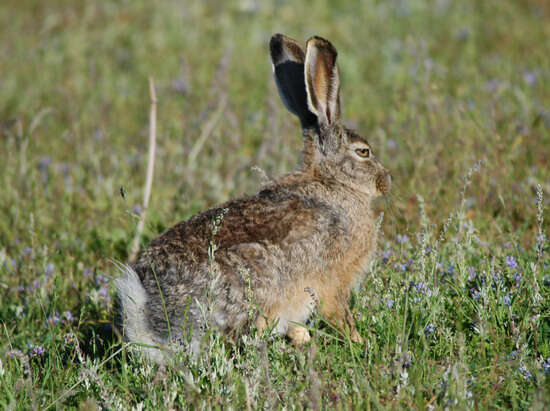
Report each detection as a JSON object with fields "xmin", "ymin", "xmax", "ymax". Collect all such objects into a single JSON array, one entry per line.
[{"xmin": 1, "ymin": 0, "xmax": 549, "ymax": 408}]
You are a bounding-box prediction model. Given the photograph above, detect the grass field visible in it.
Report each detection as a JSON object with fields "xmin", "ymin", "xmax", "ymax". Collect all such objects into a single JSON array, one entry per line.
[{"xmin": 1, "ymin": 0, "xmax": 549, "ymax": 408}]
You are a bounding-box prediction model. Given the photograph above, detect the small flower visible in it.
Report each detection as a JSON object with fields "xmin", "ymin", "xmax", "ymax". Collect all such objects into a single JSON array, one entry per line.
[
  {"xmin": 46, "ymin": 312, "xmax": 61, "ymax": 327},
  {"xmin": 27, "ymin": 280, "xmax": 41, "ymax": 292},
  {"xmin": 63, "ymin": 311, "xmax": 74, "ymax": 323},
  {"xmin": 492, "ymin": 272, "xmax": 505, "ymax": 288},
  {"xmin": 7, "ymin": 349, "xmax": 24, "ymax": 358},
  {"xmin": 523, "ymin": 71, "xmax": 537, "ymax": 86},
  {"xmin": 412, "ymin": 281, "xmax": 432, "ymax": 296},
  {"xmin": 505, "ymin": 256, "xmax": 519, "ymax": 269},
  {"xmin": 132, "ymin": 204, "xmax": 143, "ymax": 215},
  {"xmin": 381, "ymin": 249, "xmax": 393, "ymax": 263},
  {"xmin": 44, "ymin": 262, "xmax": 55, "ymax": 277},
  {"xmin": 386, "ymin": 299, "xmax": 395, "ymax": 308},
  {"xmin": 513, "ymin": 273, "xmax": 522, "ymax": 284},
  {"xmin": 468, "ymin": 267, "xmax": 476, "ymax": 282},
  {"xmin": 470, "ymin": 288, "xmax": 481, "ymax": 301},
  {"xmin": 30, "ymin": 345, "xmax": 45, "ymax": 358},
  {"xmin": 503, "ymin": 294, "xmax": 512, "ymax": 307},
  {"xmin": 397, "ymin": 234, "xmax": 410, "ymax": 244},
  {"xmin": 424, "ymin": 323, "xmax": 435, "ymax": 336},
  {"xmin": 542, "ymin": 358, "xmax": 550, "ymax": 375},
  {"xmin": 519, "ymin": 365, "xmax": 532, "ymax": 380},
  {"xmin": 507, "ymin": 350, "xmax": 519, "ymax": 360},
  {"xmin": 400, "ymin": 351, "xmax": 412, "ymax": 369},
  {"xmin": 485, "ymin": 78, "xmax": 501, "ymax": 92},
  {"xmin": 441, "ymin": 264, "xmax": 455, "ymax": 279},
  {"xmin": 21, "ymin": 247, "xmax": 32, "ymax": 257}
]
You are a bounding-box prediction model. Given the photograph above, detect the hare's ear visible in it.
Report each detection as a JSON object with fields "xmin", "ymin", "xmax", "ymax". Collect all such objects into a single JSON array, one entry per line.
[
  {"xmin": 270, "ymin": 34, "xmax": 318, "ymax": 132},
  {"xmin": 304, "ymin": 36, "xmax": 341, "ymax": 128}
]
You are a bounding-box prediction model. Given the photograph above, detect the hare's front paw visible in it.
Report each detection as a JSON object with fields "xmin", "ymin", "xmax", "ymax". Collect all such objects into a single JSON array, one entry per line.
[
  {"xmin": 350, "ymin": 329, "xmax": 364, "ymax": 344},
  {"xmin": 288, "ymin": 325, "xmax": 311, "ymax": 346}
]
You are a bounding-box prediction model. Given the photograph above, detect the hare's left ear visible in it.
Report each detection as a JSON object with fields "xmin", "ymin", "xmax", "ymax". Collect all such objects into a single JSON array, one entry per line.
[
  {"xmin": 270, "ymin": 34, "xmax": 318, "ymax": 132},
  {"xmin": 304, "ymin": 36, "xmax": 341, "ymax": 128}
]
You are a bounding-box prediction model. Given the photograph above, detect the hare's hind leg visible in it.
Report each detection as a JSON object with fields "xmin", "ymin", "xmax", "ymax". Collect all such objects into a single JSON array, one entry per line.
[
  {"xmin": 255, "ymin": 315, "xmax": 311, "ymax": 345},
  {"xmin": 320, "ymin": 292, "xmax": 363, "ymax": 344}
]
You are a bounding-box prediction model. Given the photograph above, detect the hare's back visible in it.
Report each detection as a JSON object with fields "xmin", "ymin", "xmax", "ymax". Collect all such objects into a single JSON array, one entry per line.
[{"xmin": 136, "ymin": 187, "xmax": 345, "ymax": 275}]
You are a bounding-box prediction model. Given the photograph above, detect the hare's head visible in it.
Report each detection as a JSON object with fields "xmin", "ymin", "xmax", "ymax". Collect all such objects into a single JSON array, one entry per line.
[{"xmin": 270, "ymin": 34, "xmax": 391, "ymax": 197}]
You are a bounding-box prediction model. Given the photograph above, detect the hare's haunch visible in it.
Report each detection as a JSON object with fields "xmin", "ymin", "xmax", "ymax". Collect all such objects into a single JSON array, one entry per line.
[{"xmin": 116, "ymin": 34, "xmax": 391, "ymax": 363}]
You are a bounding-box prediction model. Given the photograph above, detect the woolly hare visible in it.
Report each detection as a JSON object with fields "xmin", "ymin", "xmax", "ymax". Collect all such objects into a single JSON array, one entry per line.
[{"xmin": 116, "ymin": 34, "xmax": 391, "ymax": 363}]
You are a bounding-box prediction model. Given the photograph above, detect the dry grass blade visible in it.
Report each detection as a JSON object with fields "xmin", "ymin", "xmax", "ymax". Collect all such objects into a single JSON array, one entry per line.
[
  {"xmin": 130, "ymin": 76, "xmax": 158, "ymax": 262},
  {"xmin": 187, "ymin": 94, "xmax": 227, "ymax": 166}
]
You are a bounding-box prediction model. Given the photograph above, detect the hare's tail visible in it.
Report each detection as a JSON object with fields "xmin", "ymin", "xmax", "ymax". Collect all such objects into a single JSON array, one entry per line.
[{"xmin": 114, "ymin": 263, "xmax": 166, "ymax": 363}]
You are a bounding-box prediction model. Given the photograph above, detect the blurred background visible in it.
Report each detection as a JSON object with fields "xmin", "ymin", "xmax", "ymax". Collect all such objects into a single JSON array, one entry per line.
[{"xmin": 1, "ymin": 0, "xmax": 549, "ymax": 262}]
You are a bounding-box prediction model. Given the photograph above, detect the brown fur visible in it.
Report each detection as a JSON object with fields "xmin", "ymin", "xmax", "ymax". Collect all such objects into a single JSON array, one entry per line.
[{"xmin": 116, "ymin": 35, "xmax": 391, "ymax": 363}]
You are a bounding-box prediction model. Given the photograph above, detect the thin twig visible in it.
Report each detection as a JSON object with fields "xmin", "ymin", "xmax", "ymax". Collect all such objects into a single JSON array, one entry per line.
[
  {"xmin": 188, "ymin": 94, "xmax": 227, "ymax": 166},
  {"xmin": 130, "ymin": 76, "xmax": 157, "ymax": 262}
]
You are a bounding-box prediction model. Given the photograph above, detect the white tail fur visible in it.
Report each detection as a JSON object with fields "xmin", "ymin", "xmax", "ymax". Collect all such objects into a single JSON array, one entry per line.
[{"xmin": 114, "ymin": 263, "xmax": 166, "ymax": 363}]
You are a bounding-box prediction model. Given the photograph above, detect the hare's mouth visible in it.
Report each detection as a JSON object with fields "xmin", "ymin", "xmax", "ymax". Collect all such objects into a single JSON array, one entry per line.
[{"xmin": 376, "ymin": 172, "xmax": 392, "ymax": 195}]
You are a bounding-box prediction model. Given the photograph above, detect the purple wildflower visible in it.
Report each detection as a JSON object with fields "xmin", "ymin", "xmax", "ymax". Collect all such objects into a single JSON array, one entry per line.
[
  {"xmin": 470, "ymin": 288, "xmax": 481, "ymax": 301},
  {"xmin": 543, "ymin": 358, "xmax": 550, "ymax": 375},
  {"xmin": 44, "ymin": 262, "xmax": 55, "ymax": 277},
  {"xmin": 485, "ymin": 78, "xmax": 501, "ymax": 92},
  {"xmin": 468, "ymin": 267, "xmax": 476, "ymax": 282},
  {"xmin": 381, "ymin": 248, "xmax": 393, "ymax": 263},
  {"xmin": 21, "ymin": 247, "xmax": 32, "ymax": 257},
  {"xmin": 46, "ymin": 312, "xmax": 61, "ymax": 327},
  {"xmin": 7, "ymin": 349, "xmax": 24, "ymax": 358},
  {"xmin": 523, "ymin": 71, "xmax": 537, "ymax": 86},
  {"xmin": 386, "ymin": 299, "xmax": 395, "ymax": 308},
  {"xmin": 519, "ymin": 365, "xmax": 532, "ymax": 380},
  {"xmin": 503, "ymin": 294, "xmax": 511, "ymax": 307},
  {"xmin": 424, "ymin": 323, "xmax": 435, "ymax": 336},
  {"xmin": 63, "ymin": 311, "xmax": 74, "ymax": 323},
  {"xmin": 400, "ymin": 352, "xmax": 412, "ymax": 369},
  {"xmin": 397, "ymin": 234, "xmax": 410, "ymax": 244},
  {"xmin": 27, "ymin": 280, "xmax": 41, "ymax": 292},
  {"xmin": 507, "ymin": 350, "xmax": 519, "ymax": 360},
  {"xmin": 492, "ymin": 272, "xmax": 505, "ymax": 288},
  {"xmin": 30, "ymin": 345, "xmax": 45, "ymax": 357},
  {"xmin": 413, "ymin": 282, "xmax": 431, "ymax": 295},
  {"xmin": 506, "ymin": 256, "xmax": 519, "ymax": 269},
  {"xmin": 132, "ymin": 204, "xmax": 143, "ymax": 216},
  {"xmin": 513, "ymin": 273, "xmax": 522, "ymax": 284}
]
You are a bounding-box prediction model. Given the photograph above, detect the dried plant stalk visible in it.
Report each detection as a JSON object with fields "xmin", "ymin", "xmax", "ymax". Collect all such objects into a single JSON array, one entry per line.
[{"xmin": 130, "ymin": 76, "xmax": 157, "ymax": 262}]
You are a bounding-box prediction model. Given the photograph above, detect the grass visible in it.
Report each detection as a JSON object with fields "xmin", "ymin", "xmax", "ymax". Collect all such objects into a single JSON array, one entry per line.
[{"xmin": 1, "ymin": 0, "xmax": 549, "ymax": 408}]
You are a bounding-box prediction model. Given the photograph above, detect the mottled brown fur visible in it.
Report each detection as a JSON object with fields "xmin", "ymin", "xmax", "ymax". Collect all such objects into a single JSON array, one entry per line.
[{"xmin": 116, "ymin": 34, "xmax": 391, "ymax": 363}]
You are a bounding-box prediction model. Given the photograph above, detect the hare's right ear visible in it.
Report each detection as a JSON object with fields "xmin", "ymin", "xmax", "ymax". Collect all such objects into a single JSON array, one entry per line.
[
  {"xmin": 304, "ymin": 36, "xmax": 341, "ymax": 128},
  {"xmin": 270, "ymin": 34, "xmax": 318, "ymax": 132}
]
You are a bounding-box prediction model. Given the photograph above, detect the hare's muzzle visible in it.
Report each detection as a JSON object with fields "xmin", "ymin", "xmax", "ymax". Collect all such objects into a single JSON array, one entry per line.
[{"xmin": 376, "ymin": 170, "xmax": 392, "ymax": 195}]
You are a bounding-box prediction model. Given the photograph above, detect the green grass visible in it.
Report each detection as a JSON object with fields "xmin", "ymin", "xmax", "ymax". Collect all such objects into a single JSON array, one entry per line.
[{"xmin": 1, "ymin": 0, "xmax": 549, "ymax": 408}]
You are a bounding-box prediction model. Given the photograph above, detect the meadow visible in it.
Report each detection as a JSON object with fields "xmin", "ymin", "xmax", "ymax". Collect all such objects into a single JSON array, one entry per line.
[{"xmin": 1, "ymin": 0, "xmax": 549, "ymax": 408}]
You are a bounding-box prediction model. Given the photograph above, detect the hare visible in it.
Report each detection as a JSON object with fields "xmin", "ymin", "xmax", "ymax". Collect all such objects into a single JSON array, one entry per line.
[{"xmin": 116, "ymin": 34, "xmax": 391, "ymax": 363}]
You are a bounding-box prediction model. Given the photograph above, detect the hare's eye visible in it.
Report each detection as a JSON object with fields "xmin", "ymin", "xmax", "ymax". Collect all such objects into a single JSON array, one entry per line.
[{"xmin": 355, "ymin": 148, "xmax": 370, "ymax": 158}]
